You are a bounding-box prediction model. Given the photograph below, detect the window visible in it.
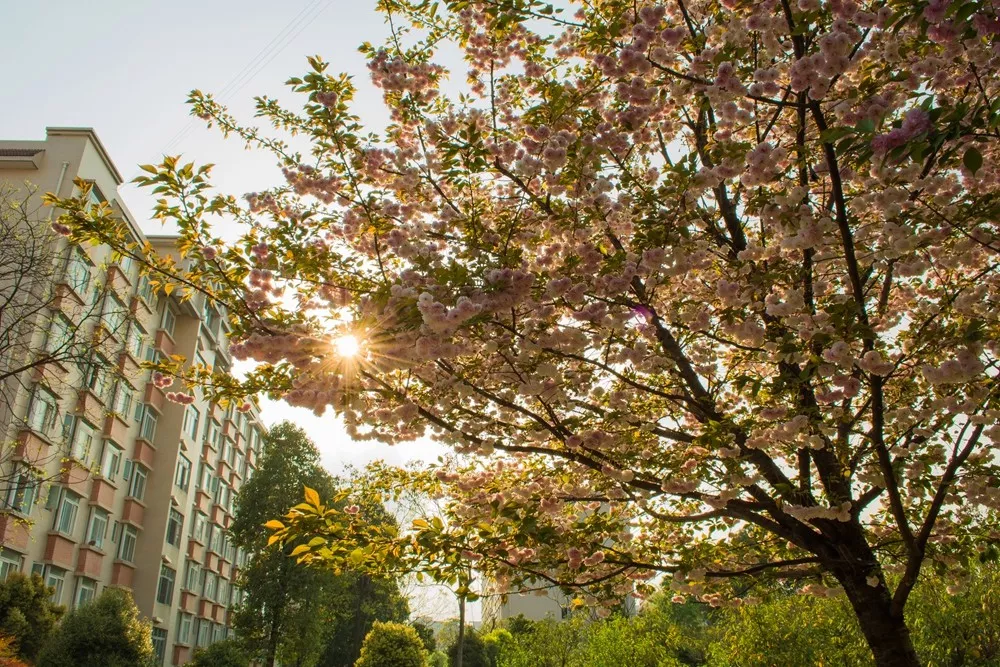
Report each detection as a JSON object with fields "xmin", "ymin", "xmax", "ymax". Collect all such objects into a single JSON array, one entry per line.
[
  {"xmin": 138, "ymin": 275, "xmax": 154, "ymax": 303},
  {"xmin": 56, "ymin": 492, "xmax": 80, "ymax": 535},
  {"xmin": 161, "ymin": 308, "xmax": 176, "ymax": 337},
  {"xmin": 197, "ymin": 463, "xmax": 213, "ymax": 494},
  {"xmin": 126, "ymin": 324, "xmax": 145, "ymax": 360},
  {"xmin": 191, "ymin": 512, "xmax": 207, "ymax": 544},
  {"xmin": 175, "ymin": 455, "xmax": 191, "ymax": 491},
  {"xmin": 139, "ymin": 407, "xmax": 157, "ymax": 441},
  {"xmin": 196, "ymin": 619, "xmax": 211, "ymax": 647},
  {"xmin": 117, "ymin": 254, "xmax": 137, "ymax": 283},
  {"xmin": 75, "ymin": 578, "xmax": 97, "ymax": 607},
  {"xmin": 118, "ymin": 525, "xmax": 138, "ymax": 562},
  {"xmin": 111, "ymin": 383, "xmax": 133, "ymax": 420},
  {"xmin": 101, "ymin": 294, "xmax": 128, "ymax": 337},
  {"xmin": 184, "ymin": 562, "xmax": 200, "ymax": 591},
  {"xmin": 45, "ymin": 567, "xmax": 66, "ymax": 604},
  {"xmin": 152, "ymin": 627, "xmax": 167, "ymax": 665},
  {"xmin": 207, "ymin": 420, "xmax": 221, "ymax": 450},
  {"xmin": 166, "ymin": 509, "xmax": 183, "ymax": 547},
  {"xmin": 85, "ymin": 182, "xmax": 105, "ymax": 208},
  {"xmin": 202, "ymin": 301, "xmax": 218, "ymax": 333},
  {"xmin": 87, "ymin": 508, "xmax": 108, "ymax": 549},
  {"xmin": 0, "ymin": 550, "xmax": 22, "ymax": 581},
  {"xmin": 26, "ymin": 387, "xmax": 58, "ymax": 435},
  {"xmin": 201, "ymin": 571, "xmax": 217, "ymax": 601},
  {"xmin": 46, "ymin": 314, "xmax": 73, "ymax": 354},
  {"xmin": 177, "ymin": 612, "xmax": 193, "ymax": 644},
  {"xmin": 212, "ymin": 622, "xmax": 224, "ymax": 643},
  {"xmin": 64, "ymin": 248, "xmax": 91, "ymax": 297},
  {"xmin": 3, "ymin": 465, "xmax": 37, "ymax": 515},
  {"xmin": 156, "ymin": 564, "xmax": 176, "ymax": 605},
  {"xmin": 182, "ymin": 406, "xmax": 200, "ymax": 442},
  {"xmin": 218, "ymin": 578, "xmax": 229, "ymax": 606},
  {"xmin": 82, "ymin": 358, "xmax": 110, "ymax": 402},
  {"xmin": 100, "ymin": 442, "xmax": 123, "ymax": 481},
  {"xmin": 127, "ymin": 464, "xmax": 147, "ymax": 501},
  {"xmin": 208, "ymin": 525, "xmax": 223, "ymax": 555},
  {"xmin": 68, "ymin": 418, "xmax": 96, "ymax": 462}
]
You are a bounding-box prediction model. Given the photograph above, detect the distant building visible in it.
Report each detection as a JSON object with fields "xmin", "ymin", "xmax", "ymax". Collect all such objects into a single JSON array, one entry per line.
[
  {"xmin": 480, "ymin": 579, "xmax": 574, "ymax": 627},
  {"xmin": 0, "ymin": 127, "xmax": 266, "ymax": 665}
]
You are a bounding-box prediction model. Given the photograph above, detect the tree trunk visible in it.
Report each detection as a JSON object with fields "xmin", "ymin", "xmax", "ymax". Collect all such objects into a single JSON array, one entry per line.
[
  {"xmin": 839, "ymin": 572, "xmax": 921, "ymax": 667},
  {"xmin": 456, "ymin": 594, "xmax": 466, "ymax": 667}
]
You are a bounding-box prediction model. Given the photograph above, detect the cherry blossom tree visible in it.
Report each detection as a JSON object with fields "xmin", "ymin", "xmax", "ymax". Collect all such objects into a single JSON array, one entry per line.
[{"xmin": 53, "ymin": 0, "xmax": 1000, "ymax": 664}]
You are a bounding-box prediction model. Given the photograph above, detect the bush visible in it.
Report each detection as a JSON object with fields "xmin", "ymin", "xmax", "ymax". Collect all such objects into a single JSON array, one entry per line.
[
  {"xmin": 0, "ymin": 573, "xmax": 63, "ymax": 662},
  {"xmin": 354, "ymin": 621, "xmax": 426, "ymax": 667},
  {"xmin": 189, "ymin": 638, "xmax": 249, "ymax": 667},
  {"xmin": 0, "ymin": 634, "xmax": 28, "ymax": 667},
  {"xmin": 36, "ymin": 587, "xmax": 153, "ymax": 667},
  {"xmin": 447, "ymin": 628, "xmax": 494, "ymax": 667},
  {"xmin": 412, "ymin": 620, "xmax": 436, "ymax": 652}
]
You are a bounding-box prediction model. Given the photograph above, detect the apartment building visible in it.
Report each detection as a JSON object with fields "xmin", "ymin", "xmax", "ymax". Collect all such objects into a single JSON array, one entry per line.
[{"xmin": 0, "ymin": 128, "xmax": 265, "ymax": 665}]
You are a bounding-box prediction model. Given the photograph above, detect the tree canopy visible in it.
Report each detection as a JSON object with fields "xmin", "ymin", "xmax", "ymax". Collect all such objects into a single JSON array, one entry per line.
[
  {"xmin": 54, "ymin": 0, "xmax": 1000, "ymax": 664},
  {"xmin": 0, "ymin": 574, "xmax": 63, "ymax": 663},
  {"xmin": 36, "ymin": 587, "xmax": 153, "ymax": 667},
  {"xmin": 230, "ymin": 422, "xmax": 408, "ymax": 667},
  {"xmin": 354, "ymin": 621, "xmax": 426, "ymax": 667}
]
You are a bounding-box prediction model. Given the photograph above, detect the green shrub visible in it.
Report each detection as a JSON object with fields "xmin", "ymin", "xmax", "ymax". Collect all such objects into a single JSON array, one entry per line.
[
  {"xmin": 0, "ymin": 573, "xmax": 64, "ymax": 662},
  {"xmin": 189, "ymin": 638, "xmax": 250, "ymax": 667},
  {"xmin": 355, "ymin": 621, "xmax": 426, "ymax": 667},
  {"xmin": 447, "ymin": 628, "xmax": 492, "ymax": 667},
  {"xmin": 36, "ymin": 587, "xmax": 153, "ymax": 667}
]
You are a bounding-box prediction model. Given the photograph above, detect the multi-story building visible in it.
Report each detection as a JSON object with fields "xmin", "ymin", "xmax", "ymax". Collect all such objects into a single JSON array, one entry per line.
[{"xmin": 0, "ymin": 127, "xmax": 265, "ymax": 665}]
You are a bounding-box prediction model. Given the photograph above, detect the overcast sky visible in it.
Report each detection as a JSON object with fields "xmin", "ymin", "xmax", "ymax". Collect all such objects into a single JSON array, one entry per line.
[{"xmin": 0, "ymin": 0, "xmax": 470, "ymax": 619}]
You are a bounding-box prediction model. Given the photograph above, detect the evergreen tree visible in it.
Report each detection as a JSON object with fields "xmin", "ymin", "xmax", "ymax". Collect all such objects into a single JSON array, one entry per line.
[
  {"xmin": 36, "ymin": 588, "xmax": 152, "ymax": 667},
  {"xmin": 0, "ymin": 573, "xmax": 63, "ymax": 662},
  {"xmin": 229, "ymin": 422, "xmax": 339, "ymax": 667}
]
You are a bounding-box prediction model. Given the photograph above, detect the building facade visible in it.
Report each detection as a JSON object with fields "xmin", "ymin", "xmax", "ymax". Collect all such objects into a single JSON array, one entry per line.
[{"xmin": 0, "ymin": 128, "xmax": 264, "ymax": 665}]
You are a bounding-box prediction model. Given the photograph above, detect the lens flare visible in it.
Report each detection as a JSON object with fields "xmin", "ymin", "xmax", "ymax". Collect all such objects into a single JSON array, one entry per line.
[{"xmin": 334, "ymin": 333, "xmax": 361, "ymax": 358}]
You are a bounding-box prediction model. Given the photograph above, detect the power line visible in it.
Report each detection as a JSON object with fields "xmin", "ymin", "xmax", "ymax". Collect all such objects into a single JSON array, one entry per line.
[{"xmin": 161, "ymin": 0, "xmax": 334, "ymax": 155}]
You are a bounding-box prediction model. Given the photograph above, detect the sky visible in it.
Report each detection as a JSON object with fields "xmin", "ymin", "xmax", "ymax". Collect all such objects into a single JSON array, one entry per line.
[{"xmin": 1, "ymin": 0, "xmax": 467, "ymax": 619}]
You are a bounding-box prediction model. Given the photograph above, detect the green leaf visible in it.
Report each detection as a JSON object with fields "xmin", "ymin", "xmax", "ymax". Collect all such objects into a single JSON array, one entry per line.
[{"xmin": 964, "ymin": 147, "xmax": 983, "ymax": 174}]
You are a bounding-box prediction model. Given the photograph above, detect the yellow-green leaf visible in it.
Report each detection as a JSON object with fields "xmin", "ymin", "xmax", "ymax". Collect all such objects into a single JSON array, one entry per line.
[
  {"xmin": 304, "ymin": 486, "xmax": 320, "ymax": 507},
  {"xmin": 263, "ymin": 520, "xmax": 284, "ymax": 530}
]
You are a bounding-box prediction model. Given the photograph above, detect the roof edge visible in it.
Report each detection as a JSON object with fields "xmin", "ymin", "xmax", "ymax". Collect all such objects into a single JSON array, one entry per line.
[{"xmin": 45, "ymin": 127, "xmax": 124, "ymax": 184}]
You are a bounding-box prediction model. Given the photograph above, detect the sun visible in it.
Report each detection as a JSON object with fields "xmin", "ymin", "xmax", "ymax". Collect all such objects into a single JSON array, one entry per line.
[{"xmin": 334, "ymin": 333, "xmax": 361, "ymax": 358}]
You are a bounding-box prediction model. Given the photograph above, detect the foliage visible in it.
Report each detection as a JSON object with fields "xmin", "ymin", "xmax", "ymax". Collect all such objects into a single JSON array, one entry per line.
[
  {"xmin": 707, "ymin": 592, "xmax": 872, "ymax": 667},
  {"xmin": 0, "ymin": 634, "xmax": 28, "ymax": 667},
  {"xmin": 493, "ymin": 618, "xmax": 586, "ymax": 667},
  {"xmin": 485, "ymin": 569, "xmax": 1000, "ymax": 667},
  {"xmin": 53, "ymin": 0, "xmax": 1000, "ymax": 664},
  {"xmin": 427, "ymin": 651, "xmax": 447, "ymax": 667},
  {"xmin": 231, "ymin": 422, "xmax": 408, "ymax": 667},
  {"xmin": 320, "ymin": 572, "xmax": 410, "ymax": 667},
  {"xmin": 230, "ymin": 422, "xmax": 341, "ymax": 667},
  {"xmin": 447, "ymin": 628, "xmax": 494, "ymax": 667},
  {"xmin": 354, "ymin": 621, "xmax": 426, "ymax": 667},
  {"xmin": 36, "ymin": 587, "xmax": 153, "ymax": 667},
  {"xmin": 189, "ymin": 639, "xmax": 250, "ymax": 667},
  {"xmin": 0, "ymin": 573, "xmax": 64, "ymax": 662},
  {"xmin": 411, "ymin": 620, "xmax": 436, "ymax": 653}
]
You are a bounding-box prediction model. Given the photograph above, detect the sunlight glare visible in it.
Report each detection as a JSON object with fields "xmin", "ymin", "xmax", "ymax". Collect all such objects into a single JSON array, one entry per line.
[{"xmin": 334, "ymin": 333, "xmax": 361, "ymax": 358}]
